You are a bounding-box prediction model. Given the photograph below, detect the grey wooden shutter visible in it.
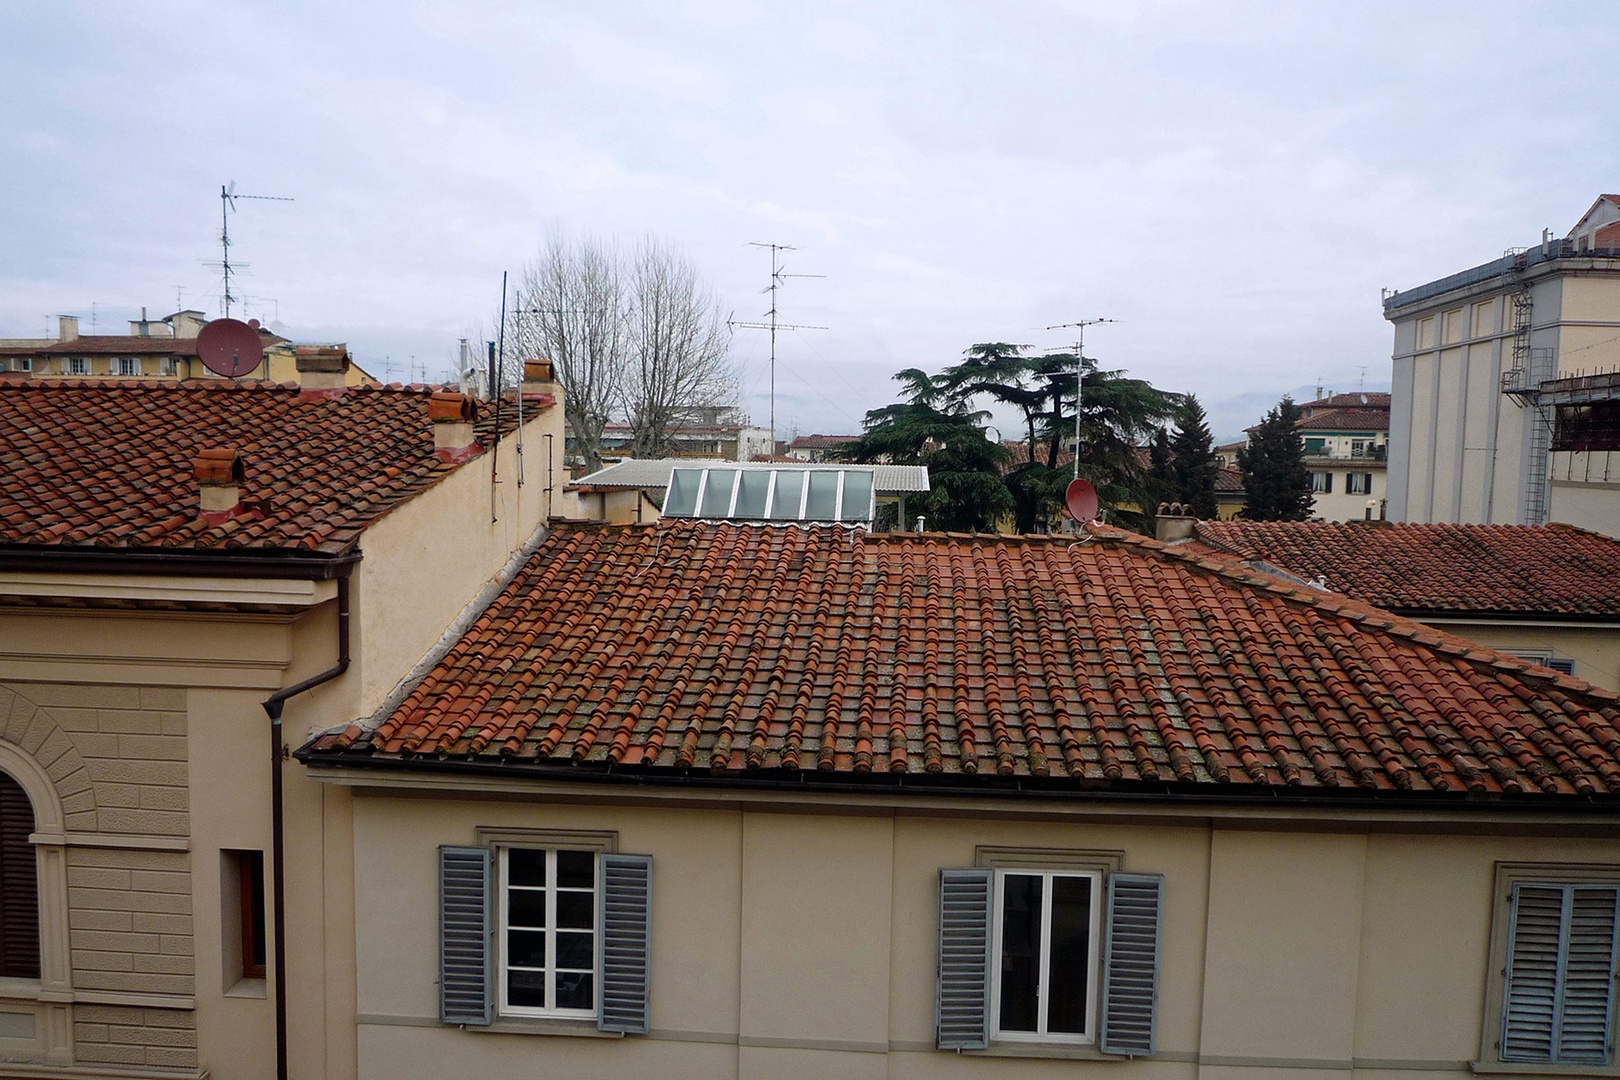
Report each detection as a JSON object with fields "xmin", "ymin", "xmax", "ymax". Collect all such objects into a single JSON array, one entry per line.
[
  {"xmin": 1100, "ymin": 871, "xmax": 1164, "ymax": 1057},
  {"xmin": 1502, "ymin": 883, "xmax": 1619, "ymax": 1064},
  {"xmin": 936, "ymin": 868, "xmax": 992, "ymax": 1050},
  {"xmin": 598, "ymin": 853, "xmax": 652, "ymax": 1034},
  {"xmin": 438, "ymin": 846, "xmax": 491, "ymax": 1026}
]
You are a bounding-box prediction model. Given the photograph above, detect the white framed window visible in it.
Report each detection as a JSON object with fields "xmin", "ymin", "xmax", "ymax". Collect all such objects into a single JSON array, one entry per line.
[
  {"xmin": 117, "ymin": 357, "xmax": 140, "ymax": 376},
  {"xmin": 498, "ymin": 847, "xmax": 598, "ymax": 1019},
  {"xmin": 937, "ymin": 851, "xmax": 1163, "ymax": 1057},
  {"xmin": 991, "ymin": 868, "xmax": 1102, "ymax": 1043},
  {"xmin": 438, "ymin": 838, "xmax": 651, "ymax": 1034},
  {"xmin": 67, "ymin": 358, "xmax": 89, "ymax": 376},
  {"xmin": 1310, "ymin": 472, "xmax": 1333, "ymax": 494},
  {"xmin": 159, "ymin": 358, "xmax": 177, "ymax": 377},
  {"xmin": 1346, "ymin": 473, "xmax": 1373, "ymax": 495},
  {"xmin": 1482, "ymin": 865, "xmax": 1620, "ymax": 1071}
]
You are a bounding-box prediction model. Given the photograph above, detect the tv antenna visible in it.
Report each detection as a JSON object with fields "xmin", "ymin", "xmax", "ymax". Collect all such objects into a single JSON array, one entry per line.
[
  {"xmin": 214, "ymin": 182, "xmax": 293, "ymax": 318},
  {"xmin": 729, "ymin": 242, "xmax": 826, "ymax": 450},
  {"xmin": 1044, "ymin": 318, "xmax": 1119, "ymax": 480}
]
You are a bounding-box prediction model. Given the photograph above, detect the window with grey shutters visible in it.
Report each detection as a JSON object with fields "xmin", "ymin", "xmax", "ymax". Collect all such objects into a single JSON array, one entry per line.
[
  {"xmin": 936, "ymin": 863, "xmax": 1162, "ymax": 1055},
  {"xmin": 1501, "ymin": 882, "xmax": 1620, "ymax": 1065},
  {"xmin": 439, "ymin": 846, "xmax": 492, "ymax": 1025},
  {"xmin": 438, "ymin": 843, "xmax": 652, "ymax": 1034}
]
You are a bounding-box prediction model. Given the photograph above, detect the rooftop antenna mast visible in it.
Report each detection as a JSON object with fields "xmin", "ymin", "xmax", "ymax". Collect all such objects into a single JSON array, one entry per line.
[
  {"xmin": 729, "ymin": 242, "xmax": 826, "ymax": 449},
  {"xmin": 216, "ymin": 182, "xmax": 293, "ymax": 319},
  {"xmin": 1045, "ymin": 318, "xmax": 1118, "ymax": 480}
]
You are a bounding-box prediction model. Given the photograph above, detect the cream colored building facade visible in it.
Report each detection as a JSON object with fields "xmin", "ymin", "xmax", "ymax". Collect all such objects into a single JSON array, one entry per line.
[
  {"xmin": 0, "ymin": 379, "xmax": 569, "ymax": 1078},
  {"xmin": 308, "ymin": 772, "xmax": 1620, "ymax": 1080},
  {"xmin": 1384, "ymin": 199, "xmax": 1620, "ymax": 533}
]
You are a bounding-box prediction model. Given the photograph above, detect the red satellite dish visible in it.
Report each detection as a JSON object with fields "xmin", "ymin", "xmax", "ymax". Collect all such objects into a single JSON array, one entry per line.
[
  {"xmin": 196, "ymin": 318, "xmax": 264, "ymax": 378},
  {"xmin": 1063, "ymin": 478, "xmax": 1099, "ymax": 524}
]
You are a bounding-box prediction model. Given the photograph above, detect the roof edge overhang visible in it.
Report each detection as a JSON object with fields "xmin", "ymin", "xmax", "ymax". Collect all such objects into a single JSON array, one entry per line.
[
  {"xmin": 1393, "ymin": 608, "xmax": 1620, "ymax": 627},
  {"xmin": 294, "ymin": 750, "xmax": 1620, "ymax": 823},
  {"xmin": 0, "ymin": 544, "xmax": 362, "ymax": 581}
]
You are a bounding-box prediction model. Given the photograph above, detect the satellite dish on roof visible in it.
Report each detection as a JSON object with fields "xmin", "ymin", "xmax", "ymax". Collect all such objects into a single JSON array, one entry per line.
[
  {"xmin": 1063, "ymin": 478, "xmax": 1099, "ymax": 524},
  {"xmin": 196, "ymin": 317, "xmax": 264, "ymax": 378}
]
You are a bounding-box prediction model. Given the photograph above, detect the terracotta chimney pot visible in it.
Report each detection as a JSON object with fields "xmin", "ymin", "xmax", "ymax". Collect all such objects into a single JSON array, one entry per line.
[
  {"xmin": 194, "ymin": 448, "xmax": 246, "ymax": 524},
  {"xmin": 295, "ymin": 346, "xmax": 351, "ymax": 399},
  {"xmin": 520, "ymin": 357, "xmax": 557, "ymax": 406},
  {"xmin": 430, "ymin": 391, "xmax": 480, "ymax": 463}
]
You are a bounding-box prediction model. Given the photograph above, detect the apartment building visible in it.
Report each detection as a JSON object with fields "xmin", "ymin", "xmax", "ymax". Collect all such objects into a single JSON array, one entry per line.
[{"xmin": 1383, "ymin": 195, "xmax": 1620, "ymax": 535}]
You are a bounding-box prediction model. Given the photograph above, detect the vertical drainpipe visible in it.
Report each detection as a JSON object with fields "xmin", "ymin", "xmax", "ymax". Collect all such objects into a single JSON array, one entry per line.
[{"xmin": 259, "ymin": 575, "xmax": 351, "ymax": 1080}]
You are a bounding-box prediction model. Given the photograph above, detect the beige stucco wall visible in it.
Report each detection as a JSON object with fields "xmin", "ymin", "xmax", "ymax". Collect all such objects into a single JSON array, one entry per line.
[
  {"xmin": 334, "ymin": 780, "xmax": 1620, "ymax": 1080},
  {"xmin": 0, "ymin": 388, "xmax": 572, "ymax": 1079}
]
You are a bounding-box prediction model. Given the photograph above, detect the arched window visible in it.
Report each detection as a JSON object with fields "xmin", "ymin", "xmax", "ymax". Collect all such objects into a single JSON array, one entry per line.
[{"xmin": 0, "ymin": 771, "xmax": 38, "ymax": 980}]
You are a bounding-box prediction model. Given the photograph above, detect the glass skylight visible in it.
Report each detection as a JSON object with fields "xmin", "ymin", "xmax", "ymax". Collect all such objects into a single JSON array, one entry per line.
[{"xmin": 663, "ymin": 467, "xmax": 877, "ymax": 524}]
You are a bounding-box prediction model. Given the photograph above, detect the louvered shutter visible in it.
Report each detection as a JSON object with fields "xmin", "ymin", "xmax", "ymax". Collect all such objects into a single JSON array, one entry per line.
[
  {"xmin": 1502, "ymin": 883, "xmax": 1619, "ymax": 1065},
  {"xmin": 0, "ymin": 775, "xmax": 37, "ymax": 981},
  {"xmin": 936, "ymin": 868, "xmax": 992, "ymax": 1050},
  {"xmin": 438, "ymin": 846, "xmax": 491, "ymax": 1026},
  {"xmin": 1100, "ymin": 872, "xmax": 1163, "ymax": 1057},
  {"xmin": 598, "ymin": 853, "xmax": 652, "ymax": 1034}
]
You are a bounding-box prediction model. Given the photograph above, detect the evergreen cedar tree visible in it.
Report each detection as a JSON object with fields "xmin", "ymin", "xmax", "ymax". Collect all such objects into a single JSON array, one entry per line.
[
  {"xmin": 1238, "ymin": 396, "xmax": 1315, "ymax": 521},
  {"xmin": 845, "ymin": 344, "xmax": 1173, "ymax": 533}
]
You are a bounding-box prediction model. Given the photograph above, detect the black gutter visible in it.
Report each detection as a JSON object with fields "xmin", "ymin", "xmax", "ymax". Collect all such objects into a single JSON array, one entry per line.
[
  {"xmin": 261, "ymin": 575, "xmax": 352, "ymax": 1080},
  {"xmin": 0, "ymin": 545, "xmax": 360, "ymax": 580},
  {"xmin": 292, "ymin": 749, "xmax": 1620, "ymax": 816}
]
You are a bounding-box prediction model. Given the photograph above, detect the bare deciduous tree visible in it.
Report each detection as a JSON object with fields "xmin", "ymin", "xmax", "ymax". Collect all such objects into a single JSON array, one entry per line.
[
  {"xmin": 514, "ymin": 235, "xmax": 628, "ymax": 474},
  {"xmin": 509, "ymin": 233, "xmax": 734, "ymax": 472},
  {"xmin": 623, "ymin": 238, "xmax": 734, "ymax": 459}
]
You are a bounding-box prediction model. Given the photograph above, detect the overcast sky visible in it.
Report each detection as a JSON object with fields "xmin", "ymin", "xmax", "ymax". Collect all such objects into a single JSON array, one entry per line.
[{"xmin": 4, "ymin": 1, "xmax": 1617, "ymax": 442}]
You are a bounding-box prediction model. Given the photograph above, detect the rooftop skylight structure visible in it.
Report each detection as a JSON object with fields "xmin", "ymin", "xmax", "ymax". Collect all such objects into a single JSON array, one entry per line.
[{"xmin": 663, "ymin": 466, "xmax": 876, "ymax": 524}]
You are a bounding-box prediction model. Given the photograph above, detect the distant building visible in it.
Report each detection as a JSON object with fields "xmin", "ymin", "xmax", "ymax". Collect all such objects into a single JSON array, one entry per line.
[
  {"xmin": 1233, "ymin": 392, "xmax": 1390, "ymax": 522},
  {"xmin": 1383, "ymin": 195, "xmax": 1620, "ymax": 535},
  {"xmin": 786, "ymin": 433, "xmax": 860, "ymax": 462},
  {"xmin": 576, "ymin": 406, "xmax": 772, "ymax": 465},
  {"xmin": 0, "ymin": 311, "xmax": 374, "ymax": 385}
]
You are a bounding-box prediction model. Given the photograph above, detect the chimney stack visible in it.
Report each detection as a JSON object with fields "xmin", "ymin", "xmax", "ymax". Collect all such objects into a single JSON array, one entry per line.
[
  {"xmin": 1155, "ymin": 502, "xmax": 1196, "ymax": 543},
  {"xmin": 520, "ymin": 357, "xmax": 557, "ymax": 406},
  {"xmin": 429, "ymin": 391, "xmax": 480, "ymax": 463},
  {"xmin": 295, "ymin": 346, "xmax": 350, "ymax": 399},
  {"xmin": 194, "ymin": 448, "xmax": 246, "ymax": 525},
  {"xmin": 57, "ymin": 315, "xmax": 79, "ymax": 342}
]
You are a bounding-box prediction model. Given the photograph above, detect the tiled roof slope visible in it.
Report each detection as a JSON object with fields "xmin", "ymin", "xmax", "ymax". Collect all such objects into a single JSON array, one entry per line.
[
  {"xmin": 1295, "ymin": 408, "xmax": 1389, "ymax": 432},
  {"xmin": 0, "ymin": 379, "xmax": 518, "ymax": 553},
  {"xmin": 1192, "ymin": 520, "xmax": 1620, "ymax": 617},
  {"xmin": 0, "ymin": 336, "xmax": 204, "ymax": 357},
  {"xmin": 307, "ymin": 521, "xmax": 1620, "ymax": 797}
]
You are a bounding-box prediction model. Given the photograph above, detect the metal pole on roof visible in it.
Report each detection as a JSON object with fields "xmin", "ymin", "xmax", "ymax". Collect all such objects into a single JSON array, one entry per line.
[{"xmin": 1045, "ymin": 319, "xmax": 1117, "ymax": 480}]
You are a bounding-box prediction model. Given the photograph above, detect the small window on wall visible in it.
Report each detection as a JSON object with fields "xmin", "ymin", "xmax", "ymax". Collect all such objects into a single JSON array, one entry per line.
[
  {"xmin": 1310, "ymin": 472, "xmax": 1333, "ymax": 494},
  {"xmin": 222, "ymin": 850, "xmax": 267, "ymax": 992},
  {"xmin": 67, "ymin": 358, "xmax": 89, "ymax": 376},
  {"xmin": 1347, "ymin": 473, "xmax": 1373, "ymax": 495},
  {"xmin": 117, "ymin": 357, "xmax": 139, "ymax": 376}
]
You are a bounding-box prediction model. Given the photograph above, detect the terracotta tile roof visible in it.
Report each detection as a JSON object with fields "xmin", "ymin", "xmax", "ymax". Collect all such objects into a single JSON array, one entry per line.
[
  {"xmin": 306, "ymin": 520, "xmax": 1620, "ymax": 798},
  {"xmin": 1214, "ymin": 467, "xmax": 1244, "ymax": 494},
  {"xmin": 790, "ymin": 434, "xmax": 860, "ymax": 450},
  {"xmin": 1303, "ymin": 392, "xmax": 1391, "ymax": 410},
  {"xmin": 1191, "ymin": 520, "xmax": 1620, "ymax": 617},
  {"xmin": 1295, "ymin": 408, "xmax": 1389, "ymax": 432},
  {"xmin": 0, "ymin": 379, "xmax": 524, "ymax": 554},
  {"xmin": 0, "ymin": 337, "xmax": 206, "ymax": 357}
]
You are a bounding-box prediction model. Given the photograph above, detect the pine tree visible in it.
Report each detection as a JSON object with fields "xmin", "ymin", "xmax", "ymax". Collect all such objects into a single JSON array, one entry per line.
[
  {"xmin": 1169, "ymin": 395, "xmax": 1219, "ymax": 520},
  {"xmin": 1237, "ymin": 396, "xmax": 1314, "ymax": 521},
  {"xmin": 1147, "ymin": 426, "xmax": 1175, "ymax": 521}
]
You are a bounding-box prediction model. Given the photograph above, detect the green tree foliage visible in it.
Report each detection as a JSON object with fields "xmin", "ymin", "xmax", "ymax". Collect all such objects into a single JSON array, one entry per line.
[
  {"xmin": 1169, "ymin": 394, "xmax": 1220, "ymax": 520},
  {"xmin": 1238, "ymin": 396, "xmax": 1314, "ymax": 521},
  {"xmin": 844, "ymin": 368, "xmax": 1013, "ymax": 533},
  {"xmin": 1146, "ymin": 425, "xmax": 1176, "ymax": 521},
  {"xmin": 849, "ymin": 346, "xmax": 1175, "ymax": 534}
]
